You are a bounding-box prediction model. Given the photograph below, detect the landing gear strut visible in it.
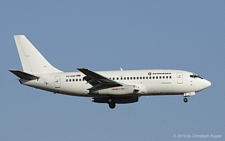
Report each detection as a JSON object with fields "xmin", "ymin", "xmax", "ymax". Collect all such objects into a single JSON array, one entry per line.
[
  {"xmin": 183, "ymin": 97, "xmax": 188, "ymax": 103},
  {"xmin": 107, "ymin": 98, "xmax": 116, "ymax": 109}
]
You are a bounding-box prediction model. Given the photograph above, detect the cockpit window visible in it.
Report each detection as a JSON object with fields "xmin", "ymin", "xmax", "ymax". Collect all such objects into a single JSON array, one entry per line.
[{"xmin": 190, "ymin": 74, "xmax": 203, "ymax": 79}]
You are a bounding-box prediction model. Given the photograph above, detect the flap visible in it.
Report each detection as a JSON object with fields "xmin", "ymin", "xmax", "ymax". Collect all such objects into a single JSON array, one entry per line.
[{"xmin": 9, "ymin": 70, "xmax": 39, "ymax": 80}]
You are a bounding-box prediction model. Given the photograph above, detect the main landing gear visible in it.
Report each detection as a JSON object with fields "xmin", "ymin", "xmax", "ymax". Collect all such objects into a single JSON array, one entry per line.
[
  {"xmin": 107, "ymin": 98, "xmax": 116, "ymax": 109},
  {"xmin": 183, "ymin": 97, "xmax": 188, "ymax": 103}
]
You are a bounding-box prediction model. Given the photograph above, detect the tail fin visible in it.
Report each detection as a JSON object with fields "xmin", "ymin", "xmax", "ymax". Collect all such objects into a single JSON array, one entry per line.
[{"xmin": 14, "ymin": 35, "xmax": 62, "ymax": 74}]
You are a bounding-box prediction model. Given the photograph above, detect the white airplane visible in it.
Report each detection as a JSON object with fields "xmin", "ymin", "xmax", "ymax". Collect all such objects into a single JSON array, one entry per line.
[{"xmin": 10, "ymin": 35, "xmax": 211, "ymax": 109}]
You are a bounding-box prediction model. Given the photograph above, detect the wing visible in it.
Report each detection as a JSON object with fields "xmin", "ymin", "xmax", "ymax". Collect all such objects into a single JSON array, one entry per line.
[{"xmin": 77, "ymin": 68, "xmax": 122, "ymax": 90}]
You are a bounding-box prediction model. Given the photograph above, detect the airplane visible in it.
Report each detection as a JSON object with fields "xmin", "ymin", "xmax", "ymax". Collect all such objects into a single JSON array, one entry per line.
[{"xmin": 9, "ymin": 35, "xmax": 211, "ymax": 109}]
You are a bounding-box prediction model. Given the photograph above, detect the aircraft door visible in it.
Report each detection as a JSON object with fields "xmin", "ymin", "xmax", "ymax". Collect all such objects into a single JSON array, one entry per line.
[
  {"xmin": 54, "ymin": 76, "xmax": 61, "ymax": 88},
  {"xmin": 177, "ymin": 72, "xmax": 183, "ymax": 84}
]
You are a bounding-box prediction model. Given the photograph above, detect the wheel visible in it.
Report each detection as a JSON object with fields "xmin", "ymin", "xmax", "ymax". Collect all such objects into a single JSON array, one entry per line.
[
  {"xmin": 109, "ymin": 103, "xmax": 116, "ymax": 109},
  {"xmin": 107, "ymin": 98, "xmax": 116, "ymax": 109},
  {"xmin": 107, "ymin": 98, "xmax": 113, "ymax": 103},
  {"xmin": 183, "ymin": 97, "xmax": 188, "ymax": 103}
]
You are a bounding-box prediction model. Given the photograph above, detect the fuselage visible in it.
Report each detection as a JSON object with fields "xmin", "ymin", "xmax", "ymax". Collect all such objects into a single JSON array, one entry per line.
[{"xmin": 20, "ymin": 69, "xmax": 211, "ymax": 97}]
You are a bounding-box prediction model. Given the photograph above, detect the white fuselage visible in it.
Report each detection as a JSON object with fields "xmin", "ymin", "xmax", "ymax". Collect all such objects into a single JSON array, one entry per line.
[{"xmin": 20, "ymin": 69, "xmax": 211, "ymax": 97}]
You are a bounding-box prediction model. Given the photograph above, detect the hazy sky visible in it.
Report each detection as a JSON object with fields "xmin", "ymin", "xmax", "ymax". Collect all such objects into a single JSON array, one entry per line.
[{"xmin": 1, "ymin": 1, "xmax": 224, "ymax": 140}]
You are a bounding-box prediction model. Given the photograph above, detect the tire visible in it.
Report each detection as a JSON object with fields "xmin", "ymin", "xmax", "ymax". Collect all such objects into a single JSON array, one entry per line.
[
  {"xmin": 183, "ymin": 97, "xmax": 188, "ymax": 103},
  {"xmin": 109, "ymin": 103, "xmax": 116, "ymax": 109}
]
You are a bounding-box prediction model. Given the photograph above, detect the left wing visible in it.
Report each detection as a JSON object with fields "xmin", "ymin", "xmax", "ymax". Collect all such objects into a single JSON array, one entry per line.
[{"xmin": 77, "ymin": 68, "xmax": 122, "ymax": 90}]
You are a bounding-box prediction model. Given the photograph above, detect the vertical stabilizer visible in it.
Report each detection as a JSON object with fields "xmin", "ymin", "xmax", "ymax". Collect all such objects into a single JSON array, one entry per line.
[{"xmin": 14, "ymin": 35, "xmax": 62, "ymax": 74}]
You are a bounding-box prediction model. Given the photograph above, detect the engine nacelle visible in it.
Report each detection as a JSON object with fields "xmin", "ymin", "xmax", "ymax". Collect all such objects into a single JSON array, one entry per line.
[{"xmin": 93, "ymin": 96, "xmax": 138, "ymax": 104}]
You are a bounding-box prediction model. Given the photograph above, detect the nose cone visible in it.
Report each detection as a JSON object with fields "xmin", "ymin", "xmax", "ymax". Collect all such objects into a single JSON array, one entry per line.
[{"xmin": 203, "ymin": 79, "xmax": 211, "ymax": 89}]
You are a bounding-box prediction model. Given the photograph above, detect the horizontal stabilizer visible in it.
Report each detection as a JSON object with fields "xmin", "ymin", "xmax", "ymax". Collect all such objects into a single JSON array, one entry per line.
[{"xmin": 9, "ymin": 70, "xmax": 39, "ymax": 80}]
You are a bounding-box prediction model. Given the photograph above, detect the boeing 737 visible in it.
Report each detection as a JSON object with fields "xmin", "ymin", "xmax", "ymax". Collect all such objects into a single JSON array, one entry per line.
[{"xmin": 10, "ymin": 35, "xmax": 211, "ymax": 109}]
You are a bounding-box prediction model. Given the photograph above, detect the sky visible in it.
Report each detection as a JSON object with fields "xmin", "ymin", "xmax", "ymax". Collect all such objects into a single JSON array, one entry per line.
[{"xmin": 1, "ymin": 0, "xmax": 225, "ymax": 140}]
